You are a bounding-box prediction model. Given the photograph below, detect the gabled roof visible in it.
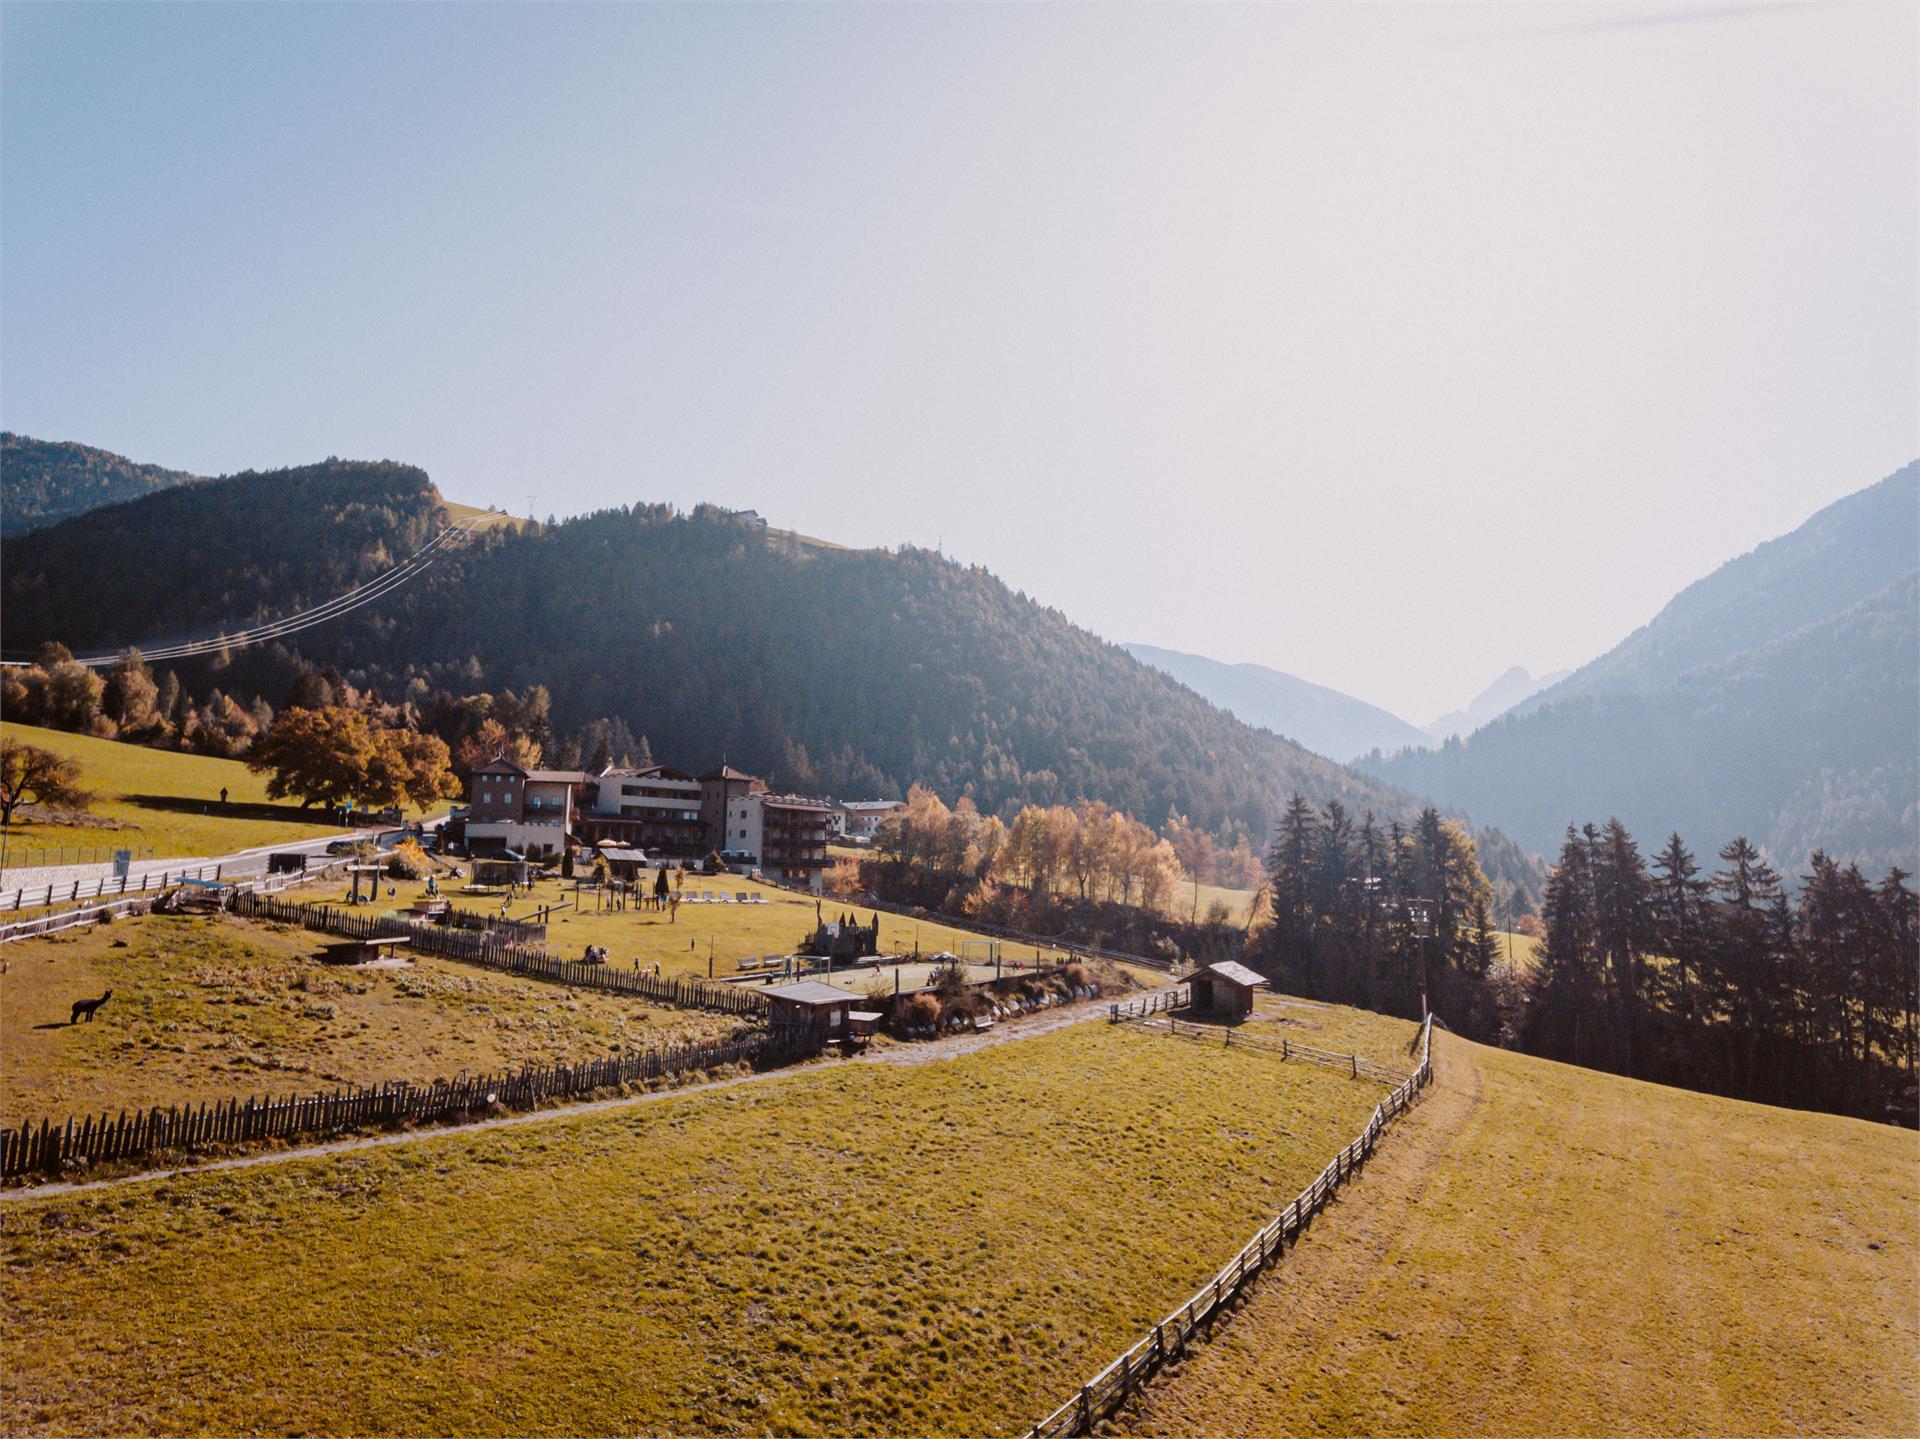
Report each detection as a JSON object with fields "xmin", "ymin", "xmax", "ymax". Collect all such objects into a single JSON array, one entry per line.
[
  {"xmin": 600, "ymin": 763, "xmax": 697, "ymax": 782},
  {"xmin": 472, "ymin": 754, "xmax": 529, "ymax": 775},
  {"xmin": 700, "ymin": 765, "xmax": 758, "ymax": 782},
  {"xmin": 1198, "ymin": 960, "xmax": 1268, "ymax": 989},
  {"xmin": 763, "ymin": 980, "xmax": 853, "ymax": 1006}
]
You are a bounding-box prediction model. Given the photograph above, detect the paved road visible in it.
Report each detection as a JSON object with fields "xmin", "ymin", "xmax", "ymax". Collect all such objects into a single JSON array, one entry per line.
[
  {"xmin": 0, "ymin": 979, "xmax": 1173, "ymax": 1203},
  {"xmin": 0, "ymin": 820, "xmax": 440, "ymax": 909}
]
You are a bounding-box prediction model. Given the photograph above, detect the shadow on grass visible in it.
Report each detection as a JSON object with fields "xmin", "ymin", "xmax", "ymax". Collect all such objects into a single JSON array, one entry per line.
[{"xmin": 125, "ymin": 794, "xmax": 329, "ymax": 825}]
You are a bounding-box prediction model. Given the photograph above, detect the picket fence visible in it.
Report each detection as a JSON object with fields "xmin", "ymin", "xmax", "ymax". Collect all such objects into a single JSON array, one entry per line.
[
  {"xmin": 235, "ymin": 893, "xmax": 769, "ymax": 1018},
  {"xmin": 1026, "ymin": 1015, "xmax": 1436, "ymax": 1438},
  {"xmin": 1, "ymin": 1025, "xmax": 823, "ymax": 1180}
]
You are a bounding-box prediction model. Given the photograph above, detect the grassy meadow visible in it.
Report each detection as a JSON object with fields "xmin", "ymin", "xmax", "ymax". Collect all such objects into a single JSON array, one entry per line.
[
  {"xmin": 0, "ymin": 1013, "xmax": 1407, "ymax": 1437},
  {"xmin": 0, "ymin": 910, "xmax": 743, "ymax": 1120},
  {"xmin": 440, "ymin": 497, "xmax": 527, "ymax": 532},
  {"xmin": 1117, "ymin": 1034, "xmax": 1920, "ymax": 1438},
  {"xmin": 342, "ymin": 872, "xmax": 1078, "ymax": 980},
  {"xmin": 1, "ymin": 721, "xmax": 349, "ymax": 863}
]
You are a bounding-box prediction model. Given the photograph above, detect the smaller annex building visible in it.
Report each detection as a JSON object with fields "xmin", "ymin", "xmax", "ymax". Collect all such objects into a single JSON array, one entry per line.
[
  {"xmin": 1186, "ymin": 960, "xmax": 1268, "ymax": 1018},
  {"xmin": 763, "ymin": 980, "xmax": 855, "ymax": 1036}
]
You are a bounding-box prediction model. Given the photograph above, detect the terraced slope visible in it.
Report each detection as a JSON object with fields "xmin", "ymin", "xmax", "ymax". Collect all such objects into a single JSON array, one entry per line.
[{"xmin": 1115, "ymin": 1035, "xmax": 1919, "ymax": 1438}]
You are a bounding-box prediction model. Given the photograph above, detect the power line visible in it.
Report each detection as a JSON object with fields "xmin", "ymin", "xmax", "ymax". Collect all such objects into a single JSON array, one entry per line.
[{"xmin": 0, "ymin": 515, "xmax": 485, "ymax": 669}]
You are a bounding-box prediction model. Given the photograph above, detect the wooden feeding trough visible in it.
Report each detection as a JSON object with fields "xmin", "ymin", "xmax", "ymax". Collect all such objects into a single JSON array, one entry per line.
[{"xmin": 323, "ymin": 935, "xmax": 412, "ymax": 967}]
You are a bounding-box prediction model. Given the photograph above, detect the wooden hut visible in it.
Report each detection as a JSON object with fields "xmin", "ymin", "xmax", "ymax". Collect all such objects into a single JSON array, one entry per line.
[
  {"xmin": 1186, "ymin": 960, "xmax": 1266, "ymax": 1018},
  {"xmin": 763, "ymin": 980, "xmax": 855, "ymax": 1037}
]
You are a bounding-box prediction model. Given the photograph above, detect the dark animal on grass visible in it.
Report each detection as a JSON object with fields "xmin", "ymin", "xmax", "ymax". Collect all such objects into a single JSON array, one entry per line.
[{"xmin": 69, "ymin": 989, "xmax": 112, "ymax": 1024}]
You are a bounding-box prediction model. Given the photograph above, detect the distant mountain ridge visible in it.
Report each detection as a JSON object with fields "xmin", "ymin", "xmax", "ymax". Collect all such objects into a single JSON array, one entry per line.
[
  {"xmin": 1364, "ymin": 462, "xmax": 1920, "ymax": 875},
  {"xmin": 0, "ymin": 433, "xmax": 205, "ymax": 533},
  {"xmin": 1122, "ymin": 643, "xmax": 1428, "ymax": 763},
  {"xmin": 1512, "ymin": 464, "xmax": 1920, "ymax": 718},
  {"xmin": 1422, "ymin": 665, "xmax": 1571, "ymax": 744}
]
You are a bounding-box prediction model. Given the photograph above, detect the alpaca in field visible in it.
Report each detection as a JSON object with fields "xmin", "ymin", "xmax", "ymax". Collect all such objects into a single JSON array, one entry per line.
[{"xmin": 69, "ymin": 989, "xmax": 112, "ymax": 1024}]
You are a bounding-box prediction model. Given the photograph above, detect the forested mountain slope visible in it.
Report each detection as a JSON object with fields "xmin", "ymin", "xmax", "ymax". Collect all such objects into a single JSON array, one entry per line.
[
  {"xmin": 1122, "ymin": 643, "xmax": 1428, "ymax": 762},
  {"xmin": 1369, "ymin": 572, "xmax": 1919, "ymax": 874},
  {"xmin": 1, "ymin": 458, "xmax": 444, "ymax": 657},
  {"xmin": 1513, "ymin": 461, "xmax": 1919, "ymax": 716},
  {"xmin": 0, "ymin": 433, "xmax": 205, "ymax": 534},
  {"xmin": 0, "ymin": 462, "xmax": 1540, "ymax": 903}
]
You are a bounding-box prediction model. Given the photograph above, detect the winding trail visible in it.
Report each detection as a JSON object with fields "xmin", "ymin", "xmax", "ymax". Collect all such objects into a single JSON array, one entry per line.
[{"xmin": 1, "ymin": 983, "xmax": 1167, "ymax": 1202}]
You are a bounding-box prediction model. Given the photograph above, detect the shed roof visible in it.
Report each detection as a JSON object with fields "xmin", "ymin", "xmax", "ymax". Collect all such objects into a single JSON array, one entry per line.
[
  {"xmin": 1197, "ymin": 960, "xmax": 1268, "ymax": 990},
  {"xmin": 599, "ymin": 847, "xmax": 648, "ymax": 863},
  {"xmin": 763, "ymin": 980, "xmax": 854, "ymax": 1006}
]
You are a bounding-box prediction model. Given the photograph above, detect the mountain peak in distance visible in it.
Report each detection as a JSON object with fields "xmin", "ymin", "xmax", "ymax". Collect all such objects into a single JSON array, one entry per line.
[
  {"xmin": 1424, "ymin": 666, "xmax": 1572, "ymax": 744},
  {"xmin": 1121, "ymin": 644, "xmax": 1428, "ymax": 763}
]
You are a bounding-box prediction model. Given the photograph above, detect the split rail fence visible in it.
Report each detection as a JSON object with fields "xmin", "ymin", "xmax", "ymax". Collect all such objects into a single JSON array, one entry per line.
[
  {"xmin": 1026, "ymin": 1014, "xmax": 1436, "ymax": 1438},
  {"xmin": 1109, "ymin": 987, "xmax": 1407, "ymax": 1083},
  {"xmin": 2, "ymin": 1025, "xmax": 822, "ymax": 1180},
  {"xmin": 235, "ymin": 893, "xmax": 770, "ymax": 1018}
]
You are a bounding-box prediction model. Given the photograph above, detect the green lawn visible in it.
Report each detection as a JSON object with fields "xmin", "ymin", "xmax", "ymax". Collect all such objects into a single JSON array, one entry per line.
[
  {"xmin": 0, "ymin": 1014, "xmax": 1404, "ymax": 1436},
  {"xmin": 2, "ymin": 722, "xmax": 350, "ymax": 863}
]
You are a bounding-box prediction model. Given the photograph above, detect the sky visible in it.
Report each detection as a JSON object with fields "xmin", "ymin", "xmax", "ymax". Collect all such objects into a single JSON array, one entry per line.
[{"xmin": 3, "ymin": 1, "xmax": 1914, "ymax": 724}]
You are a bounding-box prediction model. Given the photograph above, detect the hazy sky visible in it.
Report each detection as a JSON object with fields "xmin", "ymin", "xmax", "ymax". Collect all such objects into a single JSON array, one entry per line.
[{"xmin": 4, "ymin": 1, "xmax": 1914, "ymax": 722}]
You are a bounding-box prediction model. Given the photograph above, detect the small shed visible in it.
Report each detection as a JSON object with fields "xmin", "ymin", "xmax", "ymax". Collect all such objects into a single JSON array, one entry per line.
[
  {"xmin": 597, "ymin": 846, "xmax": 649, "ymax": 881},
  {"xmin": 763, "ymin": 980, "xmax": 855, "ymax": 1036},
  {"xmin": 1187, "ymin": 960, "xmax": 1267, "ymax": 1018}
]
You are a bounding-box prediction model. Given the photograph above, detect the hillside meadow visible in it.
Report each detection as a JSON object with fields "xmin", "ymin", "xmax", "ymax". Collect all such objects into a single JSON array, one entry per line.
[
  {"xmin": 1116, "ymin": 1034, "xmax": 1919, "ymax": 1438},
  {"xmin": 0, "ymin": 1010, "xmax": 1409, "ymax": 1436},
  {"xmin": 1, "ymin": 721, "xmax": 347, "ymax": 862},
  {"xmin": 0, "ymin": 910, "xmax": 744, "ymax": 1120}
]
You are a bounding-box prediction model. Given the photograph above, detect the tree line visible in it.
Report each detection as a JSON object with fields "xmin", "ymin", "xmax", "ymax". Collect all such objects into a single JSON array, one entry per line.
[
  {"xmin": 1261, "ymin": 797, "xmax": 1917, "ymax": 1125},
  {"xmin": 1261, "ymin": 797, "xmax": 1511, "ymax": 1041},
  {"xmin": 1525, "ymin": 821, "xmax": 1915, "ymax": 1124}
]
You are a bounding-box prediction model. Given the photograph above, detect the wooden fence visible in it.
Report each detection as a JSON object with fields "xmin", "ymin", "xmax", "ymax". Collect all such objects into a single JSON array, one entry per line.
[
  {"xmin": 235, "ymin": 892, "xmax": 770, "ymax": 1018},
  {"xmin": 1026, "ymin": 1015, "xmax": 1436, "ymax": 1438},
  {"xmin": 1109, "ymin": 987, "xmax": 1408, "ymax": 1083},
  {"xmin": 0, "ymin": 860, "xmax": 347, "ymax": 947},
  {"xmin": 1, "ymin": 1026, "xmax": 823, "ymax": 1180},
  {"xmin": 4, "ymin": 861, "xmax": 227, "ymax": 914}
]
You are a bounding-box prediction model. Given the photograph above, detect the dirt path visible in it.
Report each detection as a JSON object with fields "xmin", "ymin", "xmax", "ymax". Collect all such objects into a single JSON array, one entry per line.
[
  {"xmin": 1110, "ymin": 1034, "xmax": 1481, "ymax": 1437},
  {"xmin": 1110, "ymin": 1035, "xmax": 1919, "ymax": 1438},
  {"xmin": 0, "ymin": 985, "xmax": 1168, "ymax": 1203}
]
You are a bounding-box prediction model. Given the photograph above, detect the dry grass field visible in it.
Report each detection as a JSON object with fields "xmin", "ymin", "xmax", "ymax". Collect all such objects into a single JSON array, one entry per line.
[
  {"xmin": 0, "ymin": 1014, "xmax": 1405, "ymax": 1437},
  {"xmin": 1, "ymin": 721, "xmax": 352, "ymax": 863},
  {"xmin": 1115, "ymin": 1034, "xmax": 1920, "ymax": 1438},
  {"xmin": 0, "ymin": 910, "xmax": 742, "ymax": 1119}
]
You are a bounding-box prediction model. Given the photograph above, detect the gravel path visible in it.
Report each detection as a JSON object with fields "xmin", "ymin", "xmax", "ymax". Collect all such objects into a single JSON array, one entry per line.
[{"xmin": 0, "ymin": 983, "xmax": 1175, "ymax": 1203}]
